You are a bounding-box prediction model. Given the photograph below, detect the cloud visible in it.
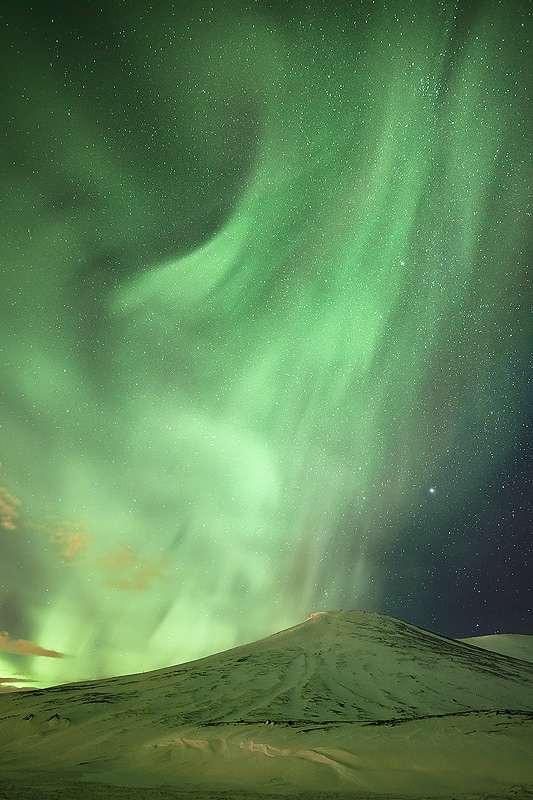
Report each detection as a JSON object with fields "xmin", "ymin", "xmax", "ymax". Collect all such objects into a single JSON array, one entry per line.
[
  {"xmin": 0, "ymin": 632, "xmax": 67, "ymax": 659},
  {"xmin": 0, "ymin": 467, "xmax": 92, "ymax": 559},
  {"xmin": 95, "ymin": 543, "xmax": 169, "ymax": 591},
  {"xmin": 29, "ymin": 518, "xmax": 93, "ymax": 561},
  {"xmin": 0, "ymin": 676, "xmax": 38, "ymax": 693},
  {"xmin": 46, "ymin": 520, "xmax": 93, "ymax": 557},
  {"xmin": 0, "ymin": 486, "xmax": 21, "ymax": 530}
]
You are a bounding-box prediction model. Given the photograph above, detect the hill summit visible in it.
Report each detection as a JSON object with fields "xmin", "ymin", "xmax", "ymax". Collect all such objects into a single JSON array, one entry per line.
[{"xmin": 0, "ymin": 610, "xmax": 532, "ymax": 798}]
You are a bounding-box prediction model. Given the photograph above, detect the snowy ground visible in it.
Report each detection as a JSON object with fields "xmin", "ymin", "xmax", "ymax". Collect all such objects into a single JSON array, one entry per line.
[
  {"xmin": 2, "ymin": 786, "xmax": 533, "ymax": 800},
  {"xmin": 0, "ymin": 611, "xmax": 532, "ymax": 799}
]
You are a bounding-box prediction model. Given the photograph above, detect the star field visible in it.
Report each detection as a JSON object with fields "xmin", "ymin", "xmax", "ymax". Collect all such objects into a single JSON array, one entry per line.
[{"xmin": 0, "ymin": 1, "xmax": 531, "ymax": 690}]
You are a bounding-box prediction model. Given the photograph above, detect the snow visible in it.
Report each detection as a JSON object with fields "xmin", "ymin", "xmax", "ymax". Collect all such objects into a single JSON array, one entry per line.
[
  {"xmin": 0, "ymin": 610, "xmax": 532, "ymax": 799},
  {"xmin": 459, "ymin": 633, "xmax": 533, "ymax": 664}
]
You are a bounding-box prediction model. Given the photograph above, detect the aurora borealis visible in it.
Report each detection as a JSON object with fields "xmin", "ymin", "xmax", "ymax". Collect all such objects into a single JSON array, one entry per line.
[{"xmin": 0, "ymin": 1, "xmax": 531, "ymax": 691}]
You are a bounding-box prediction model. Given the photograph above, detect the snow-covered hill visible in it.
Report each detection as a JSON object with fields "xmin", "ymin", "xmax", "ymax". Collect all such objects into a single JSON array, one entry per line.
[
  {"xmin": 459, "ymin": 633, "xmax": 533, "ymax": 664},
  {"xmin": 0, "ymin": 610, "xmax": 532, "ymax": 798}
]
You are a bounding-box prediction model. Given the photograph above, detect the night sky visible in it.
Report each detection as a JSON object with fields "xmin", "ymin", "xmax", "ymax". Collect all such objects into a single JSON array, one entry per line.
[{"xmin": 0, "ymin": 1, "xmax": 531, "ymax": 691}]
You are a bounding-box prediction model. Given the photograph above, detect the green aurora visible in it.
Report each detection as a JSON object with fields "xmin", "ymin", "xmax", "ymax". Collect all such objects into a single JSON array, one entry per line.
[{"xmin": 0, "ymin": 1, "xmax": 530, "ymax": 688}]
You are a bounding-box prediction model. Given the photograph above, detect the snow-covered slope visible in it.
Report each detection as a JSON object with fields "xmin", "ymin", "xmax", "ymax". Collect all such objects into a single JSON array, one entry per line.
[
  {"xmin": 0, "ymin": 610, "xmax": 532, "ymax": 799},
  {"xmin": 459, "ymin": 633, "xmax": 533, "ymax": 664}
]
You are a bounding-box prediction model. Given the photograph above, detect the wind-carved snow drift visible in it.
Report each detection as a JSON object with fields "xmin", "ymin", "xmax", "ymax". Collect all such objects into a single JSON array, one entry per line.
[{"xmin": 0, "ymin": 610, "xmax": 532, "ymax": 798}]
